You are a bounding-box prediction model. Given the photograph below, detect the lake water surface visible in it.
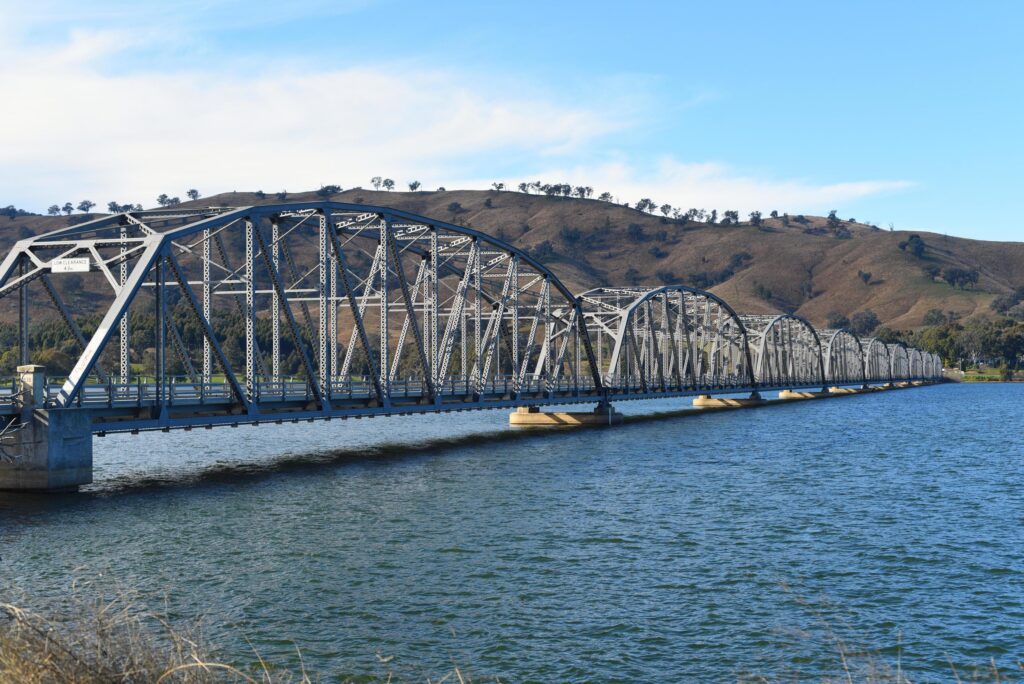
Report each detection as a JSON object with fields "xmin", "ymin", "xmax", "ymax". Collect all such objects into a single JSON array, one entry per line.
[{"xmin": 2, "ymin": 383, "xmax": 1021, "ymax": 680}]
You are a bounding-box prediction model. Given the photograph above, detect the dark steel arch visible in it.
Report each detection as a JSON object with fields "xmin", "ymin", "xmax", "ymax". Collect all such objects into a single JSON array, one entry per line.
[
  {"xmin": 888, "ymin": 342, "xmax": 911, "ymax": 380},
  {"xmin": 863, "ymin": 337, "xmax": 892, "ymax": 382},
  {"xmin": 579, "ymin": 285, "xmax": 755, "ymax": 393},
  {"xmin": 0, "ymin": 202, "xmax": 604, "ymax": 411},
  {"xmin": 821, "ymin": 328, "xmax": 866, "ymax": 385},
  {"xmin": 740, "ymin": 314, "xmax": 826, "ymax": 388}
]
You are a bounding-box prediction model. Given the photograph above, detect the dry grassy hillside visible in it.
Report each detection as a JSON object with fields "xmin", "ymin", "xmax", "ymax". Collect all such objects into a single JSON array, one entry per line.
[{"xmin": 2, "ymin": 188, "xmax": 1022, "ymax": 329}]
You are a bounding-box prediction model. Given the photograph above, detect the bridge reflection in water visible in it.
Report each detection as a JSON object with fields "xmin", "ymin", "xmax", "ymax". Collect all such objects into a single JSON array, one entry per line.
[{"xmin": 0, "ymin": 203, "xmax": 941, "ymax": 490}]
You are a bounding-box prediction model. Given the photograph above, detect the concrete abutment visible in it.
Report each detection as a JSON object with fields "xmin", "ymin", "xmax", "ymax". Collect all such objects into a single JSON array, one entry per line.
[{"xmin": 0, "ymin": 365, "xmax": 93, "ymax": 492}]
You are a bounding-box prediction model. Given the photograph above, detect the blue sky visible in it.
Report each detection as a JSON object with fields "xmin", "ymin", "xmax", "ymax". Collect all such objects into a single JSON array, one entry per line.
[{"xmin": 1, "ymin": 0, "xmax": 1020, "ymax": 240}]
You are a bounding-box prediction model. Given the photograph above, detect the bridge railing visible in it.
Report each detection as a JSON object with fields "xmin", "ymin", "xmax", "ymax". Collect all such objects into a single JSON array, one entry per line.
[{"xmin": 35, "ymin": 374, "xmax": 603, "ymax": 409}]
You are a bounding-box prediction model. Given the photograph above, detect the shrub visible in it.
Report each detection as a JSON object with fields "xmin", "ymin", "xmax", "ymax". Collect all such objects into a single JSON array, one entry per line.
[
  {"xmin": 826, "ymin": 311, "xmax": 850, "ymax": 329},
  {"xmin": 559, "ymin": 227, "xmax": 582, "ymax": 244},
  {"xmin": 850, "ymin": 310, "xmax": 880, "ymax": 336}
]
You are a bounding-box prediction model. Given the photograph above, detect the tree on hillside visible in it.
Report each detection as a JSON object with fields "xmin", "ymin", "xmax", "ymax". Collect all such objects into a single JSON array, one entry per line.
[
  {"xmin": 707, "ymin": 209, "xmax": 717, "ymax": 224},
  {"xmin": 722, "ymin": 210, "xmax": 739, "ymax": 225},
  {"xmin": 157, "ymin": 194, "xmax": 170, "ymax": 207},
  {"xmin": 923, "ymin": 309, "xmax": 948, "ymax": 326},
  {"xmin": 61, "ymin": 202, "xmax": 74, "ymax": 215},
  {"xmin": 447, "ymin": 202, "xmax": 463, "ymax": 217},
  {"xmin": 942, "ymin": 267, "xmax": 979, "ymax": 290},
  {"xmin": 77, "ymin": 200, "xmax": 95, "ymax": 214},
  {"xmin": 905, "ymin": 234, "xmax": 926, "ymax": 258},
  {"xmin": 518, "ymin": 182, "xmax": 530, "ymax": 193},
  {"xmin": 850, "ymin": 310, "xmax": 880, "ymax": 336},
  {"xmin": 826, "ymin": 311, "xmax": 851, "ymax": 329},
  {"xmin": 770, "ymin": 210, "xmax": 779, "ymax": 218},
  {"xmin": 598, "ymin": 192, "xmax": 613, "ymax": 202},
  {"xmin": 107, "ymin": 201, "xmax": 120, "ymax": 213},
  {"xmin": 254, "ymin": 190, "xmax": 266, "ymax": 199},
  {"xmin": 858, "ymin": 270, "xmax": 872, "ymax": 284},
  {"xmin": 47, "ymin": 205, "xmax": 60, "ymax": 216},
  {"xmin": 371, "ymin": 176, "xmax": 382, "ymax": 190},
  {"xmin": 187, "ymin": 189, "xmax": 200, "ymax": 201},
  {"xmin": 748, "ymin": 211, "xmax": 762, "ymax": 227},
  {"xmin": 382, "ymin": 178, "xmax": 395, "ymax": 191},
  {"xmin": 660, "ymin": 203, "xmax": 673, "ymax": 217},
  {"xmin": 627, "ymin": 224, "xmax": 645, "ymax": 242},
  {"xmin": 276, "ymin": 190, "xmax": 288, "ymax": 200},
  {"xmin": 491, "ymin": 182, "xmax": 505, "ymax": 191},
  {"xmin": 827, "ymin": 210, "xmax": 841, "ymax": 231},
  {"xmin": 634, "ymin": 198, "xmax": 656, "ymax": 213},
  {"xmin": 408, "ymin": 180, "xmax": 421, "ymax": 191}
]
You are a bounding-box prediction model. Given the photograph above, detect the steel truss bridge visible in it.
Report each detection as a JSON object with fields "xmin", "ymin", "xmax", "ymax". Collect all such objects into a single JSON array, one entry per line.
[{"xmin": 0, "ymin": 202, "xmax": 941, "ymax": 489}]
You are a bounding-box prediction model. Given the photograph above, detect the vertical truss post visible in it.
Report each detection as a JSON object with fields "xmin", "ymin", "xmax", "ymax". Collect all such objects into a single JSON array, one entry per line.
[
  {"xmin": 201, "ymin": 227, "xmax": 211, "ymax": 383},
  {"xmin": 318, "ymin": 213, "xmax": 330, "ymax": 398},
  {"xmin": 510, "ymin": 256, "xmax": 519, "ymax": 392},
  {"xmin": 271, "ymin": 220, "xmax": 281, "ymax": 381},
  {"xmin": 18, "ymin": 259, "xmax": 28, "ymax": 366},
  {"xmin": 330, "ymin": 233, "xmax": 338, "ymax": 392},
  {"xmin": 155, "ymin": 253, "xmax": 167, "ymax": 409},
  {"xmin": 474, "ymin": 243, "xmax": 482, "ymax": 393},
  {"xmin": 378, "ymin": 219, "xmax": 390, "ymax": 398},
  {"xmin": 121, "ymin": 225, "xmax": 131, "ymax": 383},
  {"xmin": 245, "ymin": 218, "xmax": 256, "ymax": 403},
  {"xmin": 430, "ymin": 228, "xmax": 439, "ymax": 379}
]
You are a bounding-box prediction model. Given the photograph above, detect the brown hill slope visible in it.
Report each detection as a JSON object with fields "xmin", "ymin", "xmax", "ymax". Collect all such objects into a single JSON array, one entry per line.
[{"xmin": 2, "ymin": 188, "xmax": 1022, "ymax": 329}]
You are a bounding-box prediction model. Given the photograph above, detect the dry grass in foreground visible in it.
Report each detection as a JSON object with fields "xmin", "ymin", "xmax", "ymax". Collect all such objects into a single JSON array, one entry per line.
[
  {"xmin": 0, "ymin": 587, "xmax": 306, "ymax": 683},
  {"xmin": 0, "ymin": 587, "xmax": 492, "ymax": 683}
]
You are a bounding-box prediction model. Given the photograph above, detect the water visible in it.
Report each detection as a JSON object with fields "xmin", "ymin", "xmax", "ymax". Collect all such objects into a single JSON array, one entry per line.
[{"xmin": 2, "ymin": 383, "xmax": 1022, "ymax": 680}]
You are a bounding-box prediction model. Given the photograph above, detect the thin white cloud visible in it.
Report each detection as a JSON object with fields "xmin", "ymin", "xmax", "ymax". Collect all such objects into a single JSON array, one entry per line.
[{"xmin": 479, "ymin": 158, "xmax": 914, "ymax": 216}]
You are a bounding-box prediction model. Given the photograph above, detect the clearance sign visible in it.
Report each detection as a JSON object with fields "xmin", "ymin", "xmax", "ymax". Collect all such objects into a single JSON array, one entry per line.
[{"xmin": 51, "ymin": 258, "xmax": 91, "ymax": 273}]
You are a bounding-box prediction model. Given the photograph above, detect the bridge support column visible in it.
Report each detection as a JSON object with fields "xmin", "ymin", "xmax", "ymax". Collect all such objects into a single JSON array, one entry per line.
[
  {"xmin": 692, "ymin": 393, "xmax": 765, "ymax": 408},
  {"xmin": 0, "ymin": 365, "xmax": 93, "ymax": 492},
  {"xmin": 509, "ymin": 403, "xmax": 623, "ymax": 427}
]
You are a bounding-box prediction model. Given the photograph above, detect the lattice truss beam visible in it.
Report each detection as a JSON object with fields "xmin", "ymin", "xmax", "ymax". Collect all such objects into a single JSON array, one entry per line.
[
  {"xmin": 579, "ymin": 286, "xmax": 754, "ymax": 392},
  {"xmin": 741, "ymin": 314, "xmax": 826, "ymax": 388},
  {"xmin": 0, "ymin": 204, "xmax": 601, "ymax": 412}
]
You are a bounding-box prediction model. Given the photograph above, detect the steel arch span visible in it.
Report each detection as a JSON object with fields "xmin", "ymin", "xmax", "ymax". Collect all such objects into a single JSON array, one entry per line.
[
  {"xmin": 0, "ymin": 202, "xmax": 604, "ymax": 428},
  {"xmin": 578, "ymin": 285, "xmax": 754, "ymax": 395},
  {"xmin": 863, "ymin": 337, "xmax": 893, "ymax": 382},
  {"xmin": 821, "ymin": 328, "xmax": 866, "ymax": 386},
  {"xmin": 888, "ymin": 343, "xmax": 911, "ymax": 380},
  {"xmin": 741, "ymin": 314, "xmax": 827, "ymax": 388}
]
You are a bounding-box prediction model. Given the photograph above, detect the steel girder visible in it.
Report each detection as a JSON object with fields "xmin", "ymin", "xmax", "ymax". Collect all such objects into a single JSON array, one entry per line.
[
  {"xmin": 863, "ymin": 338, "xmax": 892, "ymax": 382},
  {"xmin": 741, "ymin": 314, "xmax": 826, "ymax": 388},
  {"xmin": 0, "ymin": 203, "xmax": 601, "ymax": 421},
  {"xmin": 888, "ymin": 343, "xmax": 911, "ymax": 380},
  {"xmin": 821, "ymin": 328, "xmax": 866, "ymax": 385},
  {"xmin": 578, "ymin": 285, "xmax": 754, "ymax": 393}
]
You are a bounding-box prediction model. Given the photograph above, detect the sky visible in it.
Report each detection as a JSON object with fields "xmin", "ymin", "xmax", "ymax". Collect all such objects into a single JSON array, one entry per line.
[{"xmin": 0, "ymin": 0, "xmax": 1020, "ymax": 240}]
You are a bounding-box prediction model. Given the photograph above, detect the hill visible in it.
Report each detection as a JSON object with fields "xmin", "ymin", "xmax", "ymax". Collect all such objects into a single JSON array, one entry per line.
[{"xmin": 2, "ymin": 188, "xmax": 1022, "ymax": 330}]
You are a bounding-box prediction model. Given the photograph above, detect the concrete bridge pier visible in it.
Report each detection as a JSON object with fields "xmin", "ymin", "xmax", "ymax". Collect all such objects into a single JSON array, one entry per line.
[
  {"xmin": 509, "ymin": 402, "xmax": 623, "ymax": 426},
  {"xmin": 0, "ymin": 365, "xmax": 93, "ymax": 492}
]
